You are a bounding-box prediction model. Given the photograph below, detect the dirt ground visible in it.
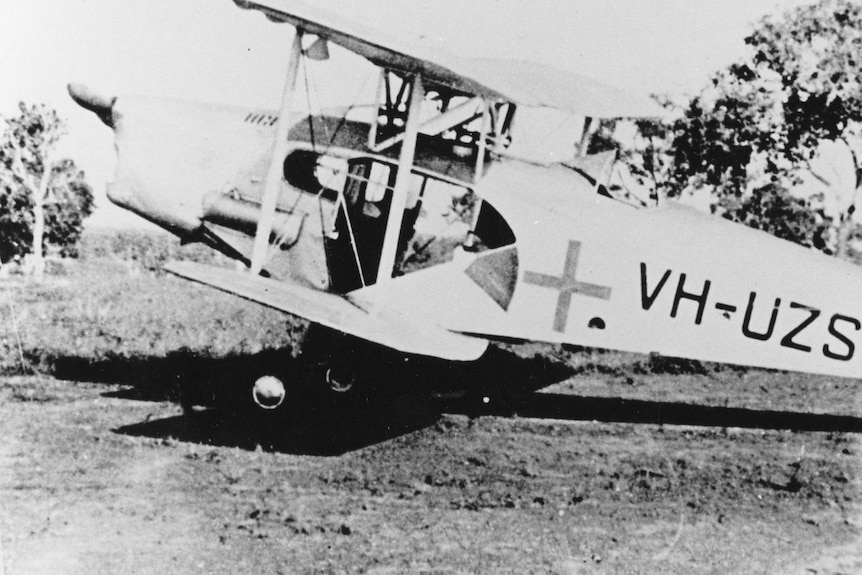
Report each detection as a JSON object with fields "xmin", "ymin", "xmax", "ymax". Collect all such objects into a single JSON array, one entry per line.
[
  {"xmin": 0, "ymin": 255, "xmax": 860, "ymax": 574},
  {"xmin": 1, "ymin": 356, "xmax": 860, "ymax": 574}
]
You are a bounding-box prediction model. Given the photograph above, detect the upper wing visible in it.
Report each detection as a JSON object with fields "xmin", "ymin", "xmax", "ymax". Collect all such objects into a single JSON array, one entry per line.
[
  {"xmin": 164, "ymin": 261, "xmax": 488, "ymax": 361},
  {"xmin": 233, "ymin": 0, "xmax": 663, "ymax": 118}
]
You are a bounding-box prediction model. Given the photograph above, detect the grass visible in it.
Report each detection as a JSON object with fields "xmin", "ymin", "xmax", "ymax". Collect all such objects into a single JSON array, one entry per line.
[
  {"xmin": 79, "ymin": 227, "xmax": 229, "ymax": 273},
  {"xmin": 0, "ymin": 229, "xmax": 306, "ymax": 378}
]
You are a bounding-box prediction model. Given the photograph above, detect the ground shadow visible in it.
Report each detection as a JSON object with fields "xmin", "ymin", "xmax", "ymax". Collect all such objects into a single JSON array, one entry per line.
[
  {"xmin": 51, "ymin": 348, "xmax": 298, "ymax": 404},
  {"xmin": 115, "ymin": 393, "xmax": 442, "ymax": 456},
  {"xmin": 442, "ymin": 393, "xmax": 862, "ymax": 433},
  {"xmin": 44, "ymin": 343, "xmax": 862, "ymax": 454},
  {"xmin": 51, "ymin": 338, "xmax": 571, "ymax": 405},
  {"xmin": 54, "ymin": 342, "xmax": 573, "ymax": 455}
]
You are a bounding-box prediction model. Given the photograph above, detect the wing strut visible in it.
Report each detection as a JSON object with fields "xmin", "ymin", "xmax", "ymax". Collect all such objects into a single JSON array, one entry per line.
[
  {"xmin": 474, "ymin": 100, "xmax": 490, "ymax": 181},
  {"xmin": 375, "ymin": 73, "xmax": 425, "ymax": 285},
  {"xmin": 250, "ymin": 28, "xmax": 304, "ymax": 275}
]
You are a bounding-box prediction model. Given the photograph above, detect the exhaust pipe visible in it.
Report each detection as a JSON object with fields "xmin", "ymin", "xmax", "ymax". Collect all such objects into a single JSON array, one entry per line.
[
  {"xmin": 252, "ymin": 375, "xmax": 286, "ymax": 410},
  {"xmin": 67, "ymin": 83, "xmax": 116, "ymax": 128}
]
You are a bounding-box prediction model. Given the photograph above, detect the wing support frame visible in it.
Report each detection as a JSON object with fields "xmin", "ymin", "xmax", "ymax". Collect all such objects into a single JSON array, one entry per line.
[
  {"xmin": 474, "ymin": 100, "xmax": 490, "ymax": 182},
  {"xmin": 368, "ymin": 69, "xmax": 501, "ymax": 156},
  {"xmin": 374, "ymin": 72, "xmax": 424, "ymax": 286},
  {"xmin": 250, "ymin": 27, "xmax": 304, "ymax": 275}
]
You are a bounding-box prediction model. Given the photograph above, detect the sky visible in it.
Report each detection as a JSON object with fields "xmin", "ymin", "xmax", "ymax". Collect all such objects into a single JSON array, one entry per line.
[{"xmin": 0, "ymin": 0, "xmax": 814, "ymax": 227}]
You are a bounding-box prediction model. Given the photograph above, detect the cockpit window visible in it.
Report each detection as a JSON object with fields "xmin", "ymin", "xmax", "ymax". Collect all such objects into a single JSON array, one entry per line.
[
  {"xmin": 399, "ymin": 176, "xmax": 515, "ymax": 274},
  {"xmin": 282, "ymin": 149, "xmax": 341, "ymax": 201},
  {"xmin": 311, "ymin": 153, "xmax": 515, "ymax": 291}
]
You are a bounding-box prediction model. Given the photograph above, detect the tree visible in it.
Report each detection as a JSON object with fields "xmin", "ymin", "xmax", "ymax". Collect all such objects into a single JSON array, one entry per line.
[
  {"xmin": 665, "ymin": 0, "xmax": 862, "ymax": 256},
  {"xmin": 0, "ymin": 103, "xmax": 94, "ymax": 276}
]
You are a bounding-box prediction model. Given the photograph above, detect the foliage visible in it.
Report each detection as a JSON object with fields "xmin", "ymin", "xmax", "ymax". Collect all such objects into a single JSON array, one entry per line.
[
  {"xmin": 0, "ymin": 102, "xmax": 94, "ymax": 268},
  {"xmin": 0, "ymin": 174, "xmax": 30, "ymax": 263},
  {"xmin": 725, "ymin": 184, "xmax": 832, "ymax": 249},
  {"xmin": 671, "ymin": 0, "xmax": 862, "ymax": 253},
  {"xmin": 602, "ymin": 0, "xmax": 861, "ymax": 255},
  {"xmin": 45, "ymin": 160, "xmax": 95, "ymax": 257}
]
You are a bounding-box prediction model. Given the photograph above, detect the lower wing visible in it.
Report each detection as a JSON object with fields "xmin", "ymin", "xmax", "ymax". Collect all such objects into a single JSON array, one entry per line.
[{"xmin": 164, "ymin": 261, "xmax": 488, "ymax": 362}]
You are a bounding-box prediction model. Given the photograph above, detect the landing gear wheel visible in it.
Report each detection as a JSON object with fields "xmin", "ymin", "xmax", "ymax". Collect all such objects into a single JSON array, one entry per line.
[
  {"xmin": 325, "ymin": 366, "xmax": 356, "ymax": 393},
  {"xmin": 252, "ymin": 375, "xmax": 286, "ymax": 409},
  {"xmin": 300, "ymin": 325, "xmax": 367, "ymax": 397}
]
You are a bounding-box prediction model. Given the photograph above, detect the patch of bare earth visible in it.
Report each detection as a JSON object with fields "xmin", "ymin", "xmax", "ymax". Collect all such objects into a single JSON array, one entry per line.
[{"xmin": 1, "ymin": 363, "xmax": 859, "ymax": 574}]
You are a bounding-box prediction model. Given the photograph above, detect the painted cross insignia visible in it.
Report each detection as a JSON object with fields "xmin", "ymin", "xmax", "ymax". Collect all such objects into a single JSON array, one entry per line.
[{"xmin": 524, "ymin": 240, "xmax": 611, "ymax": 332}]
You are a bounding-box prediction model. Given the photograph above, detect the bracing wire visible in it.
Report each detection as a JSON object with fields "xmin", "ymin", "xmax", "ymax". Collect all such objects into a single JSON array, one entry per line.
[
  {"xmin": 327, "ymin": 71, "xmax": 374, "ymax": 150},
  {"xmin": 301, "ymin": 53, "xmax": 317, "ymax": 152}
]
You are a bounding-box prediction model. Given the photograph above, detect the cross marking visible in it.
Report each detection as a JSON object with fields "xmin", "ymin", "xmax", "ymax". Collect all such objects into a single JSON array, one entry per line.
[{"xmin": 523, "ymin": 240, "xmax": 611, "ymax": 332}]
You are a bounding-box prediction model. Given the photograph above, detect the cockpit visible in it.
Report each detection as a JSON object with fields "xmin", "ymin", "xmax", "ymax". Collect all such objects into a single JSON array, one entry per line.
[{"xmin": 280, "ymin": 148, "xmax": 516, "ymax": 293}]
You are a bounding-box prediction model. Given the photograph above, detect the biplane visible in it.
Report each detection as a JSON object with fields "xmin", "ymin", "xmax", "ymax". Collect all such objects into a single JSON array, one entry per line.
[{"xmin": 70, "ymin": 0, "xmax": 862, "ymax": 415}]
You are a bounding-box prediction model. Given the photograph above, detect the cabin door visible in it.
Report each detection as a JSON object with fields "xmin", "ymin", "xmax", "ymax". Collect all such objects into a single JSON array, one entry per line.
[{"xmin": 324, "ymin": 159, "xmax": 394, "ymax": 292}]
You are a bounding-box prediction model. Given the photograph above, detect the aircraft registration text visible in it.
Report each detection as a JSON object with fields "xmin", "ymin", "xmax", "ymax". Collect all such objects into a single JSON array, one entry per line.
[{"xmin": 640, "ymin": 263, "xmax": 861, "ymax": 362}]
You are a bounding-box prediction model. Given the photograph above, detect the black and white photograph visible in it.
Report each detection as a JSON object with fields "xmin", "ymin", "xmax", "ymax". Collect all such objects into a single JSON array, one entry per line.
[{"xmin": 0, "ymin": 0, "xmax": 860, "ymax": 572}]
